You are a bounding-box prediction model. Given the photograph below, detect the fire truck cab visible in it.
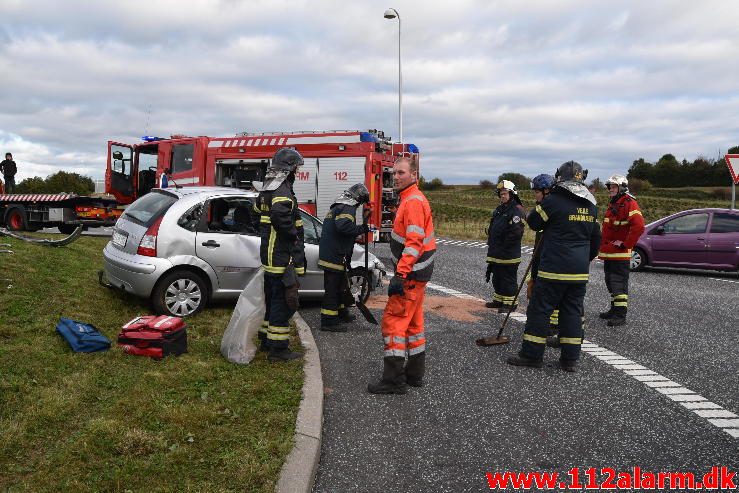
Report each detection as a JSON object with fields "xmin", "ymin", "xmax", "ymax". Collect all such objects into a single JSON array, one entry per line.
[{"xmin": 106, "ymin": 130, "xmax": 419, "ymax": 241}]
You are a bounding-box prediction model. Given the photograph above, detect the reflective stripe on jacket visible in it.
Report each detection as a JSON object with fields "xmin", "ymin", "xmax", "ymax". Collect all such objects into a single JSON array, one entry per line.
[
  {"xmin": 257, "ymin": 181, "xmax": 305, "ymax": 275},
  {"xmin": 598, "ymin": 193, "xmax": 645, "ymax": 261},
  {"xmin": 389, "ymin": 183, "xmax": 436, "ymax": 281},
  {"xmin": 526, "ymin": 188, "xmax": 601, "ymax": 283},
  {"xmin": 318, "ymin": 203, "xmax": 368, "ymax": 272},
  {"xmin": 486, "ymin": 200, "xmax": 525, "ymax": 264}
]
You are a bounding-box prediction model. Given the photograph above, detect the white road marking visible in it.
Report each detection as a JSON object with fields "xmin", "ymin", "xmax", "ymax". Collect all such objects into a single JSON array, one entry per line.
[
  {"xmin": 709, "ymin": 278, "xmax": 739, "ymax": 284},
  {"xmin": 421, "ymin": 277, "xmax": 739, "ymax": 440},
  {"xmin": 384, "ymin": 272, "xmax": 739, "ymax": 440}
]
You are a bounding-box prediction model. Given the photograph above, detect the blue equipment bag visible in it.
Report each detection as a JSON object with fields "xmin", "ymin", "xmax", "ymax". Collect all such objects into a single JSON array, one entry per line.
[{"xmin": 56, "ymin": 318, "xmax": 111, "ymax": 353}]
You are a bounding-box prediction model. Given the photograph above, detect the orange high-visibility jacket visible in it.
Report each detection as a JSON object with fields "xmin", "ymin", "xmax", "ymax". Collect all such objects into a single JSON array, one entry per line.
[
  {"xmin": 389, "ymin": 183, "xmax": 436, "ymax": 281},
  {"xmin": 598, "ymin": 193, "xmax": 645, "ymax": 261}
]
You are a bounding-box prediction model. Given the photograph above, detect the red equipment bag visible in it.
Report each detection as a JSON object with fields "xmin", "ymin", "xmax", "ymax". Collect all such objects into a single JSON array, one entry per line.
[{"xmin": 117, "ymin": 315, "xmax": 188, "ymax": 360}]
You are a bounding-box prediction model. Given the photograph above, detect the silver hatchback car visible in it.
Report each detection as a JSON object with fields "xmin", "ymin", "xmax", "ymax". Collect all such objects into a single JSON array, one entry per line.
[{"xmin": 102, "ymin": 187, "xmax": 385, "ymax": 316}]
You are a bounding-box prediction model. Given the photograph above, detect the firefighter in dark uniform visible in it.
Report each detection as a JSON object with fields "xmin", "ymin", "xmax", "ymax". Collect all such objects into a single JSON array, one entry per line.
[
  {"xmin": 527, "ymin": 174, "xmax": 560, "ymax": 338},
  {"xmin": 255, "ymin": 148, "xmax": 306, "ymax": 362},
  {"xmin": 485, "ymin": 180, "xmax": 525, "ymax": 313},
  {"xmin": 507, "ymin": 161, "xmax": 601, "ymax": 372},
  {"xmin": 598, "ymin": 174, "xmax": 645, "ymax": 327},
  {"xmin": 318, "ymin": 183, "xmax": 371, "ymax": 331}
]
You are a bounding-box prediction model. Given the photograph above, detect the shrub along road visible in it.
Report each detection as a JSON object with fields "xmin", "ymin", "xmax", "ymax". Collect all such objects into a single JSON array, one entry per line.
[{"xmin": 301, "ymin": 239, "xmax": 739, "ymax": 492}]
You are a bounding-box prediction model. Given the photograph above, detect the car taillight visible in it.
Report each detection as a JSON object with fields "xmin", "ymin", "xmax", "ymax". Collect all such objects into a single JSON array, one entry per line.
[{"xmin": 137, "ymin": 216, "xmax": 163, "ymax": 257}]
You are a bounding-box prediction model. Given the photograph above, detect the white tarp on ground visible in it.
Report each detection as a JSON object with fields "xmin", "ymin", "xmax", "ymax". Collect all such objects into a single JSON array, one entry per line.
[{"xmin": 221, "ymin": 268, "xmax": 265, "ymax": 364}]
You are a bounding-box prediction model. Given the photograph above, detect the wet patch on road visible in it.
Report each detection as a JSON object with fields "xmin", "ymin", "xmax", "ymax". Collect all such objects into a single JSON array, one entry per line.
[{"xmin": 364, "ymin": 294, "xmax": 490, "ymax": 323}]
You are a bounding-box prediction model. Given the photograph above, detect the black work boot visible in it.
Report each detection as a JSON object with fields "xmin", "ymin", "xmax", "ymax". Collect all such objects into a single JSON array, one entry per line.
[
  {"xmin": 506, "ymin": 353, "xmax": 543, "ymax": 369},
  {"xmin": 599, "ymin": 304, "xmax": 615, "ymax": 319},
  {"xmin": 607, "ymin": 308, "xmax": 627, "ymax": 327},
  {"xmin": 485, "ymin": 300, "xmax": 503, "ymax": 309},
  {"xmin": 607, "ymin": 316, "xmax": 626, "ymax": 327},
  {"xmin": 258, "ymin": 332, "xmax": 270, "ymax": 352},
  {"xmin": 559, "ymin": 359, "xmax": 579, "ymax": 373},
  {"xmin": 268, "ymin": 347, "xmax": 302, "ymax": 362},
  {"xmin": 368, "ymin": 357, "xmax": 408, "ymax": 394},
  {"xmin": 320, "ymin": 318, "xmax": 348, "ymax": 332},
  {"xmin": 339, "ymin": 310, "xmax": 357, "ymax": 323},
  {"xmin": 405, "ymin": 352, "xmax": 425, "ymax": 388},
  {"xmin": 498, "ymin": 303, "xmax": 518, "ymax": 314}
]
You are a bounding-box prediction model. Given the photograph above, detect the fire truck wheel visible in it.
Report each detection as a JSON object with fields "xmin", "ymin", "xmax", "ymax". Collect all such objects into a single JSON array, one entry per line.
[
  {"xmin": 152, "ymin": 270, "xmax": 210, "ymax": 317},
  {"xmin": 348, "ymin": 268, "xmax": 371, "ymax": 304},
  {"xmin": 4, "ymin": 206, "xmax": 27, "ymax": 231}
]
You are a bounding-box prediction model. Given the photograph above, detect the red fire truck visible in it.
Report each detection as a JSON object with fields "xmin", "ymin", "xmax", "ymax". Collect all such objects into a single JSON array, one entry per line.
[{"xmin": 105, "ymin": 129, "xmax": 419, "ymax": 241}]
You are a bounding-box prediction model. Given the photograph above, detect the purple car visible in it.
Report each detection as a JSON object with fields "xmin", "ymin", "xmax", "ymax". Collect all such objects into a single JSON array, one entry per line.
[{"xmin": 631, "ymin": 208, "xmax": 739, "ymax": 272}]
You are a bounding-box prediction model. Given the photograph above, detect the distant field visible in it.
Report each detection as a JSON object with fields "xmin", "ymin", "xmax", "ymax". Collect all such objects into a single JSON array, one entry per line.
[{"xmin": 426, "ymin": 186, "xmax": 734, "ymax": 242}]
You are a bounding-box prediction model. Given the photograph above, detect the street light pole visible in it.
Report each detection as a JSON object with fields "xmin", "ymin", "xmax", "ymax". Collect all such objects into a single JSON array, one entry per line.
[{"xmin": 384, "ymin": 8, "xmax": 402, "ymax": 147}]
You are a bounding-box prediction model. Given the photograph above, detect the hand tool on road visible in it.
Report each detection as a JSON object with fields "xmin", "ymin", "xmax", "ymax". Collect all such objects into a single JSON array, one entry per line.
[{"xmin": 476, "ymin": 237, "xmax": 542, "ymax": 347}]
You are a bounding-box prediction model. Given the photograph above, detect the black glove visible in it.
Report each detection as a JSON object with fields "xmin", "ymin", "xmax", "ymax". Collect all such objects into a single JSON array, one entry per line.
[
  {"xmin": 293, "ymin": 251, "xmax": 306, "ymax": 276},
  {"xmin": 485, "ymin": 264, "xmax": 494, "ymax": 283},
  {"xmin": 388, "ymin": 276, "xmax": 405, "ymax": 297}
]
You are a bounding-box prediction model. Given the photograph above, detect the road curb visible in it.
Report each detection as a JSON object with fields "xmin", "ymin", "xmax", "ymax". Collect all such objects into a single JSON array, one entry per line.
[{"xmin": 276, "ymin": 312, "xmax": 323, "ymax": 493}]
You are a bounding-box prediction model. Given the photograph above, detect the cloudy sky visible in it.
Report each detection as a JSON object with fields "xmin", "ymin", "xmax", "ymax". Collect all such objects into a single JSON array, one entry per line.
[{"xmin": 1, "ymin": 0, "xmax": 738, "ymax": 184}]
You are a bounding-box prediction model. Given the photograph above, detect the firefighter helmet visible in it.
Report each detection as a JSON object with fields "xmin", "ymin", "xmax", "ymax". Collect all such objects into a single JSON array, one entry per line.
[
  {"xmin": 531, "ymin": 174, "xmax": 556, "ymax": 191},
  {"xmin": 269, "ymin": 148, "xmax": 304, "ymax": 174},
  {"xmin": 261, "ymin": 148, "xmax": 304, "ymax": 191},
  {"xmin": 334, "ymin": 183, "xmax": 370, "ymax": 206},
  {"xmin": 496, "ymin": 179, "xmax": 518, "ymax": 196},
  {"xmin": 605, "ymin": 174, "xmax": 629, "ymax": 193},
  {"xmin": 555, "ymin": 161, "xmax": 588, "ymax": 184}
]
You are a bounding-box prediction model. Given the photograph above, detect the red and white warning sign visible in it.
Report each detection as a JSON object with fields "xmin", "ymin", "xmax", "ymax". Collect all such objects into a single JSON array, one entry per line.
[{"xmin": 724, "ymin": 154, "xmax": 739, "ymax": 184}]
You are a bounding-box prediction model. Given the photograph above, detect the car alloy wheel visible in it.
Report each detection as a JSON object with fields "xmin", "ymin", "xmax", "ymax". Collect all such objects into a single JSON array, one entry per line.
[
  {"xmin": 153, "ymin": 270, "xmax": 209, "ymax": 317},
  {"xmin": 630, "ymin": 248, "xmax": 645, "ymax": 271},
  {"xmin": 165, "ymin": 279, "xmax": 202, "ymax": 316}
]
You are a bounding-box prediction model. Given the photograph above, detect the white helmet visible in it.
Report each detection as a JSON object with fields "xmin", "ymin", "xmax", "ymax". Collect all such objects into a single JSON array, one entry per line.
[
  {"xmin": 496, "ymin": 179, "xmax": 517, "ymax": 196},
  {"xmin": 605, "ymin": 174, "xmax": 628, "ymax": 193}
]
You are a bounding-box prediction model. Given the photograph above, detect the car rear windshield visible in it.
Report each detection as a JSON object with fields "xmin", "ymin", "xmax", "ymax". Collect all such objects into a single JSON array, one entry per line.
[{"xmin": 123, "ymin": 191, "xmax": 177, "ymax": 227}]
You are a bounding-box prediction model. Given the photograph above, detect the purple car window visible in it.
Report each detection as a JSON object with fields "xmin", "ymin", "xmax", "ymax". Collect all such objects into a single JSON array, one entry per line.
[
  {"xmin": 663, "ymin": 213, "xmax": 708, "ymax": 234},
  {"xmin": 710, "ymin": 213, "xmax": 739, "ymax": 234}
]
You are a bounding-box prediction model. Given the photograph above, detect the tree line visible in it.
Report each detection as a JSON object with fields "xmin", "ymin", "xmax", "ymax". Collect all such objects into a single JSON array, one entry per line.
[
  {"xmin": 15, "ymin": 171, "xmax": 96, "ymax": 195},
  {"xmin": 626, "ymin": 148, "xmax": 735, "ymax": 188},
  {"xmin": 422, "ymin": 146, "xmax": 737, "ymax": 192}
]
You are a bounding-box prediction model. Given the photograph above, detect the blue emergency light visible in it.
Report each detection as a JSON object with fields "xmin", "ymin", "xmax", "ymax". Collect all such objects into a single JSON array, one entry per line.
[
  {"xmin": 141, "ymin": 136, "xmax": 163, "ymax": 142},
  {"xmin": 360, "ymin": 132, "xmax": 379, "ymax": 143},
  {"xmin": 408, "ymin": 143, "xmax": 419, "ymax": 153}
]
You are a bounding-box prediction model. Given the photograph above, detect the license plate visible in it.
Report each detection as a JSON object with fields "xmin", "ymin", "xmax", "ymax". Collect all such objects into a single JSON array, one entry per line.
[{"xmin": 112, "ymin": 230, "xmax": 127, "ymax": 248}]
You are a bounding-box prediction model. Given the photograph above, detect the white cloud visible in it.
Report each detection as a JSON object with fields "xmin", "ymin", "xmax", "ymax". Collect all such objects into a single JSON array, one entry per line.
[{"xmin": 0, "ymin": 0, "xmax": 738, "ymax": 186}]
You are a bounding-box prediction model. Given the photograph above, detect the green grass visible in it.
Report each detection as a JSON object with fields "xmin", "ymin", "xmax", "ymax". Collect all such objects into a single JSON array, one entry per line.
[
  {"xmin": 0, "ymin": 236, "xmax": 302, "ymax": 492},
  {"xmin": 427, "ymin": 186, "xmax": 731, "ymax": 242}
]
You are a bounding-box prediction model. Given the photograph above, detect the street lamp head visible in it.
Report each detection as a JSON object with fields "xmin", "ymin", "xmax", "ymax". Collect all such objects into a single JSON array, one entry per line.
[{"xmin": 384, "ymin": 8, "xmax": 397, "ymax": 19}]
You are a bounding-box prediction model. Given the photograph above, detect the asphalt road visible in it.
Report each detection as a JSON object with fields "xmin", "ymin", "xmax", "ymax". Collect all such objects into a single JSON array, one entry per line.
[{"xmin": 304, "ymin": 238, "xmax": 739, "ymax": 492}]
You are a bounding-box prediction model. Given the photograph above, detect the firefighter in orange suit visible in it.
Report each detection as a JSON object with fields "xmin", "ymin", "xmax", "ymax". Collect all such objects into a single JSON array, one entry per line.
[
  {"xmin": 368, "ymin": 156, "xmax": 436, "ymax": 395},
  {"xmin": 598, "ymin": 175, "xmax": 645, "ymax": 327}
]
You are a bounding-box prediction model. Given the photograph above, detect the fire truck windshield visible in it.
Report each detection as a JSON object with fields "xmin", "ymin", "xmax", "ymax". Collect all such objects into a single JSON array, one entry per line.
[{"xmin": 137, "ymin": 146, "xmax": 158, "ymax": 171}]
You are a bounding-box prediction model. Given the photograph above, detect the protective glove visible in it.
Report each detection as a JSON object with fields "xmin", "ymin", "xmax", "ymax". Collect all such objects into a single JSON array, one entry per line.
[
  {"xmin": 485, "ymin": 263, "xmax": 494, "ymax": 283},
  {"xmin": 388, "ymin": 275, "xmax": 405, "ymax": 297},
  {"xmin": 293, "ymin": 251, "xmax": 307, "ymax": 276},
  {"xmin": 362, "ymin": 206, "xmax": 372, "ymax": 221},
  {"xmin": 526, "ymin": 279, "xmax": 535, "ymax": 299}
]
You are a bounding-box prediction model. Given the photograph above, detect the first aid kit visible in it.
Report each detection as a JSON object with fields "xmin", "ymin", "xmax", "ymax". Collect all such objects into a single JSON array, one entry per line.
[{"xmin": 117, "ymin": 315, "xmax": 187, "ymax": 360}]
